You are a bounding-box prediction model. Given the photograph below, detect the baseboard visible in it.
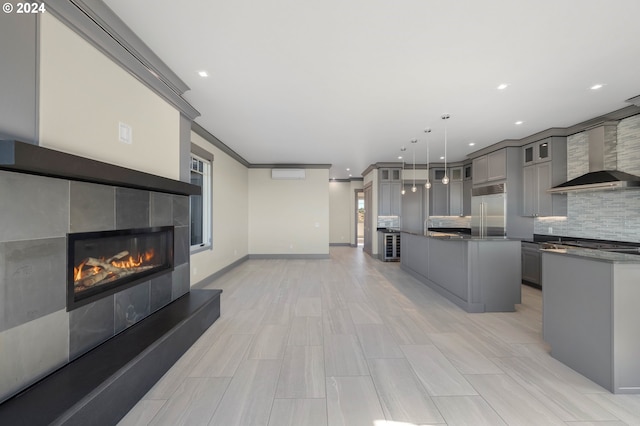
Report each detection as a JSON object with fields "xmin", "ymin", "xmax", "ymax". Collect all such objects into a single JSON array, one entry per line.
[
  {"xmin": 329, "ymin": 243, "xmax": 350, "ymax": 247},
  {"xmin": 248, "ymin": 253, "xmax": 330, "ymax": 260},
  {"xmin": 192, "ymin": 255, "xmax": 249, "ymax": 289}
]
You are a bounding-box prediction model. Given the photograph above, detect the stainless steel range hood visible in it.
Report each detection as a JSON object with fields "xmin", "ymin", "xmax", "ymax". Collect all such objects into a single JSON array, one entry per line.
[{"xmin": 548, "ymin": 121, "xmax": 640, "ymax": 193}]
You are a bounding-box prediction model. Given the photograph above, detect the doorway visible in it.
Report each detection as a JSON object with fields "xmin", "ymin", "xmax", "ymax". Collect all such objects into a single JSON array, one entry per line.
[{"xmin": 355, "ymin": 189, "xmax": 364, "ymax": 246}]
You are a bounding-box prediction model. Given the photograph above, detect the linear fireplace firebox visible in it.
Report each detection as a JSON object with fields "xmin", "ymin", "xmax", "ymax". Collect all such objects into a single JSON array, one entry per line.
[{"xmin": 67, "ymin": 226, "xmax": 174, "ymax": 311}]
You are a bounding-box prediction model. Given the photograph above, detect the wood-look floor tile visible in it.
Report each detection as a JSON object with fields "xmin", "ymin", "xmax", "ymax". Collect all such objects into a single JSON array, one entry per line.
[
  {"xmin": 401, "ymin": 345, "xmax": 477, "ymax": 396},
  {"xmin": 276, "ymin": 346, "xmax": 325, "ymax": 398},
  {"xmin": 262, "ymin": 302, "xmax": 293, "ymax": 325},
  {"xmin": 208, "ymin": 359, "xmax": 281, "ymax": 426},
  {"xmin": 432, "ymin": 395, "xmax": 507, "ymax": 425},
  {"xmin": 288, "ymin": 316, "xmax": 323, "ymax": 346},
  {"xmin": 188, "ymin": 333, "xmax": 252, "ymax": 378},
  {"xmin": 324, "ymin": 334, "xmax": 369, "ymax": 376},
  {"xmin": 247, "ymin": 324, "xmax": 289, "ymax": 359},
  {"xmin": 326, "ymin": 376, "xmax": 384, "ymax": 426},
  {"xmin": 465, "ymin": 374, "xmax": 566, "ymax": 425},
  {"xmin": 428, "ymin": 332, "xmax": 504, "ymax": 374},
  {"xmin": 323, "ymin": 309, "xmax": 356, "ymax": 335},
  {"xmin": 355, "ymin": 323, "xmax": 404, "ymax": 359},
  {"xmin": 117, "ymin": 400, "xmax": 166, "ymax": 426},
  {"xmin": 367, "ymin": 358, "xmax": 444, "ymax": 424},
  {"xmin": 585, "ymin": 393, "xmax": 640, "ymax": 425},
  {"xmin": 268, "ymin": 399, "xmax": 327, "ymax": 426},
  {"xmin": 148, "ymin": 377, "xmax": 229, "ymax": 426},
  {"xmin": 382, "ymin": 313, "xmax": 433, "ymax": 345},
  {"xmin": 348, "ymin": 301, "xmax": 384, "ymax": 324},
  {"xmin": 122, "ymin": 248, "xmax": 640, "ymax": 426},
  {"xmin": 218, "ymin": 308, "xmax": 265, "ymax": 334},
  {"xmin": 295, "ymin": 297, "xmax": 322, "ymax": 317},
  {"xmin": 492, "ymin": 356, "xmax": 618, "ymax": 421}
]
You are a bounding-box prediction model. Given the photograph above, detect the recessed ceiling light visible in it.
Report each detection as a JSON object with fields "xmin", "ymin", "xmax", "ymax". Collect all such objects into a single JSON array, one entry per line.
[
  {"xmin": 198, "ymin": 70, "xmax": 209, "ymax": 77},
  {"xmin": 515, "ymin": 121, "xmax": 524, "ymax": 125},
  {"xmin": 468, "ymin": 142, "xmax": 475, "ymax": 146},
  {"xmin": 349, "ymin": 174, "xmax": 352, "ymax": 177},
  {"xmin": 440, "ymin": 156, "xmax": 445, "ymax": 160},
  {"xmin": 346, "ymin": 168, "xmax": 350, "ymax": 171},
  {"xmin": 497, "ymin": 83, "xmax": 509, "ymax": 90},
  {"xmin": 398, "ymin": 156, "xmax": 403, "ymax": 160},
  {"xmin": 590, "ymin": 84, "xmax": 604, "ymax": 90}
]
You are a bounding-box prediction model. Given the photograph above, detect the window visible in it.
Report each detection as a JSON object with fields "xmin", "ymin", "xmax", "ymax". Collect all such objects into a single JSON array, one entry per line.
[{"xmin": 190, "ymin": 153, "xmax": 211, "ymax": 249}]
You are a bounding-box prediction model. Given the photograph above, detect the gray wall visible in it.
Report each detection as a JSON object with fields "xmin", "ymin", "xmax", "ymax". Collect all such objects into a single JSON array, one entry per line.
[{"xmin": 0, "ymin": 13, "xmax": 38, "ymax": 143}]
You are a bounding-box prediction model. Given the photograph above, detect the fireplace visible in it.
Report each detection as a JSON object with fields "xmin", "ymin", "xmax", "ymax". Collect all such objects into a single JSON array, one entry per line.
[{"xmin": 68, "ymin": 226, "xmax": 174, "ymax": 310}]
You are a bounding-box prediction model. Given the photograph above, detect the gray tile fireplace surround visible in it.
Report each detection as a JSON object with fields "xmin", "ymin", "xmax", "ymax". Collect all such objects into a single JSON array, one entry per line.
[{"xmin": 0, "ymin": 168, "xmax": 192, "ymax": 404}]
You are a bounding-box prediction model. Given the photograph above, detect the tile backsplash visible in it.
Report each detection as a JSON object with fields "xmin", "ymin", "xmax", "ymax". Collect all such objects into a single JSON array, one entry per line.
[
  {"xmin": 427, "ymin": 216, "xmax": 472, "ymax": 229},
  {"xmin": 534, "ymin": 114, "xmax": 640, "ymax": 243}
]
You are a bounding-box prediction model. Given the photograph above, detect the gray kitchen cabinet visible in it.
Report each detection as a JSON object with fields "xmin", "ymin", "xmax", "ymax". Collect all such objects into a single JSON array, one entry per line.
[
  {"xmin": 379, "ymin": 182, "xmax": 401, "ymax": 216},
  {"xmin": 380, "ymin": 167, "xmax": 401, "ymax": 182},
  {"xmin": 401, "ymin": 184, "xmax": 424, "ymax": 233},
  {"xmin": 463, "ymin": 178, "xmax": 472, "ymax": 216},
  {"xmin": 379, "ymin": 167, "xmax": 402, "ymax": 216},
  {"xmin": 522, "ymin": 137, "xmax": 567, "ymax": 216},
  {"xmin": 430, "ymin": 182, "xmax": 449, "ymax": 215},
  {"xmin": 523, "ymin": 139, "xmax": 553, "ymax": 166},
  {"xmin": 487, "ymin": 149, "xmax": 507, "ymax": 181},
  {"xmin": 429, "ymin": 168, "xmax": 449, "ymax": 216},
  {"xmin": 521, "ymin": 241, "xmax": 541, "ymax": 286},
  {"xmin": 472, "ymin": 156, "xmax": 488, "ymax": 184},
  {"xmin": 472, "ymin": 149, "xmax": 506, "ymax": 184},
  {"xmin": 542, "ymin": 251, "xmax": 640, "ymax": 393},
  {"xmin": 449, "ymin": 181, "xmax": 463, "ymax": 216}
]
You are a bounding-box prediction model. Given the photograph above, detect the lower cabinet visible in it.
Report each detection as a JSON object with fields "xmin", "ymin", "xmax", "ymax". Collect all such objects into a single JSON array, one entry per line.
[{"xmin": 521, "ymin": 242, "xmax": 541, "ymax": 287}]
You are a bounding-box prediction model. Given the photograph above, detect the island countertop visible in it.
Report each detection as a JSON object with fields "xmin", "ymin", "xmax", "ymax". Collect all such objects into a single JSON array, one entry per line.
[
  {"xmin": 541, "ymin": 247, "xmax": 640, "ymax": 264},
  {"xmin": 402, "ymin": 230, "xmax": 516, "ymax": 241}
]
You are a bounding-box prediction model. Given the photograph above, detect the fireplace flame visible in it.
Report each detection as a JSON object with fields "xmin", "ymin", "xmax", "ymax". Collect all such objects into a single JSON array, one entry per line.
[{"xmin": 73, "ymin": 248, "xmax": 158, "ymax": 290}]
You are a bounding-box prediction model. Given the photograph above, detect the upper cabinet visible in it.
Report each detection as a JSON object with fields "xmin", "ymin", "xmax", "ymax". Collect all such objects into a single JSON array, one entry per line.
[
  {"xmin": 521, "ymin": 137, "xmax": 567, "ymax": 217},
  {"xmin": 428, "ymin": 165, "xmax": 470, "ymax": 216},
  {"xmin": 523, "ymin": 139, "xmax": 552, "ymax": 166},
  {"xmin": 473, "ymin": 149, "xmax": 506, "ymax": 184},
  {"xmin": 380, "ymin": 168, "xmax": 401, "ymax": 182},
  {"xmin": 379, "ymin": 168, "xmax": 402, "ymax": 216}
]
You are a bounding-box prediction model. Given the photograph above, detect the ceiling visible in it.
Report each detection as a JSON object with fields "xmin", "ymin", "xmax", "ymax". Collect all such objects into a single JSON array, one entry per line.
[{"xmin": 103, "ymin": 0, "xmax": 640, "ymax": 180}]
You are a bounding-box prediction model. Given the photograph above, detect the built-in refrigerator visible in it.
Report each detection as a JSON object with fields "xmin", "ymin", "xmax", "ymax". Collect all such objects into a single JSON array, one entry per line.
[{"xmin": 471, "ymin": 183, "xmax": 506, "ymax": 237}]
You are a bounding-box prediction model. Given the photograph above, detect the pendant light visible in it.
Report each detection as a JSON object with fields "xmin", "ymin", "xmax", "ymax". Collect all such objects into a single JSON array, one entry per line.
[
  {"xmin": 441, "ymin": 114, "xmax": 450, "ymax": 185},
  {"xmin": 400, "ymin": 146, "xmax": 407, "ymax": 195},
  {"xmin": 411, "ymin": 138, "xmax": 417, "ymax": 192},
  {"xmin": 424, "ymin": 128, "xmax": 432, "ymax": 189}
]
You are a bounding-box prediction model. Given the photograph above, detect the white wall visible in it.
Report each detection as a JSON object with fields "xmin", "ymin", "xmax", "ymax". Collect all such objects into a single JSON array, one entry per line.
[
  {"xmin": 329, "ymin": 181, "xmax": 351, "ymax": 245},
  {"xmin": 38, "ymin": 13, "xmax": 180, "ymax": 180},
  {"xmin": 190, "ymin": 132, "xmax": 249, "ymax": 283},
  {"xmin": 249, "ymin": 168, "xmax": 329, "ymax": 255}
]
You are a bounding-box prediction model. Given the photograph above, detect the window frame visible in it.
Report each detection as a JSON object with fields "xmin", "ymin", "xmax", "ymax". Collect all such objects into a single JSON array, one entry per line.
[{"xmin": 189, "ymin": 144, "xmax": 213, "ymax": 253}]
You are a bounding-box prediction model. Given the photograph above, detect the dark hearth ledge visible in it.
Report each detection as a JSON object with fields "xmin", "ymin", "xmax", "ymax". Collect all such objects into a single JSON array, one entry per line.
[
  {"xmin": 0, "ymin": 289, "xmax": 221, "ymax": 426},
  {"xmin": 0, "ymin": 140, "xmax": 200, "ymax": 196}
]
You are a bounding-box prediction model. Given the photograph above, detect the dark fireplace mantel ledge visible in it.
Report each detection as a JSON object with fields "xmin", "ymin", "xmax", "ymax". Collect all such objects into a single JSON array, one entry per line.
[{"xmin": 0, "ymin": 140, "xmax": 200, "ymax": 196}]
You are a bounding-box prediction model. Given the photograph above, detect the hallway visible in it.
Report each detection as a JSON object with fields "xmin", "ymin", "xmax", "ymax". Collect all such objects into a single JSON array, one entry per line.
[{"xmin": 119, "ymin": 247, "xmax": 640, "ymax": 425}]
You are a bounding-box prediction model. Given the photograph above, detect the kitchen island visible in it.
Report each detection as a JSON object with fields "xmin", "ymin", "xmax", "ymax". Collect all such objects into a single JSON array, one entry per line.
[
  {"xmin": 400, "ymin": 232, "xmax": 521, "ymax": 313},
  {"xmin": 542, "ymin": 248, "xmax": 640, "ymax": 394}
]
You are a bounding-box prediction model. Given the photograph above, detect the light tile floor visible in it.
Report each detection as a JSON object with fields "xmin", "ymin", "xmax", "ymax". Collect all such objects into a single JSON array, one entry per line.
[{"xmin": 118, "ymin": 246, "xmax": 640, "ymax": 426}]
